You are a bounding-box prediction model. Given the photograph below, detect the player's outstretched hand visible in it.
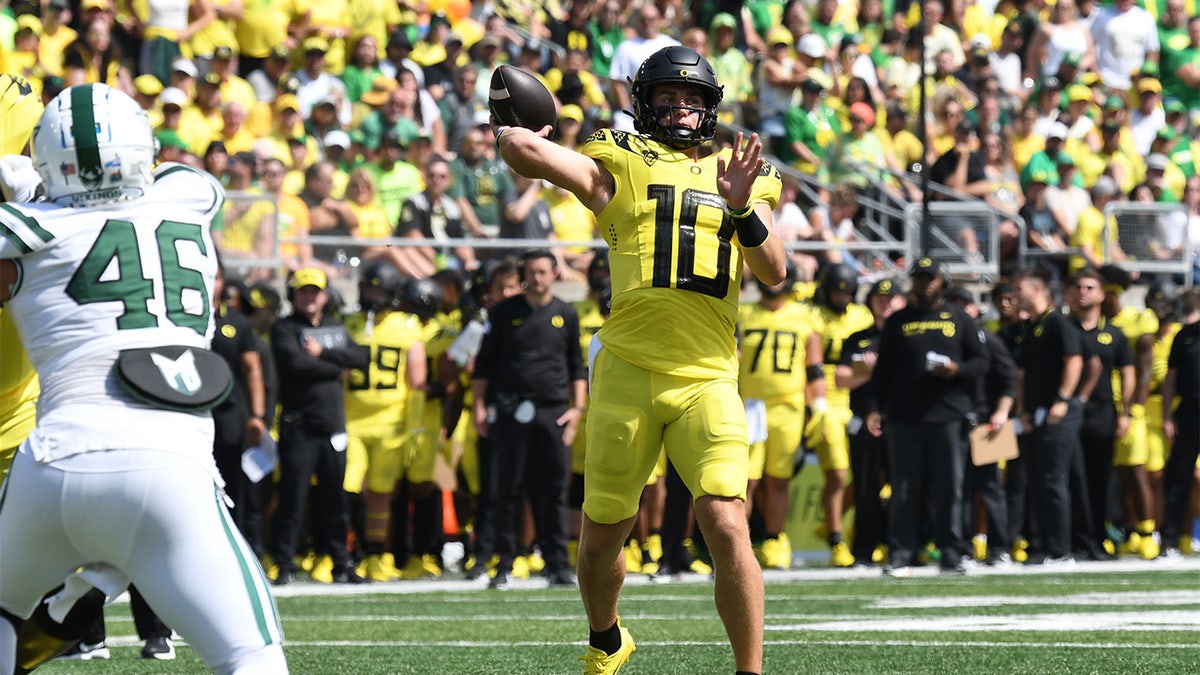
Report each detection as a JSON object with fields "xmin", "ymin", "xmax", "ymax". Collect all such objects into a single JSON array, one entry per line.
[{"xmin": 716, "ymin": 132, "xmax": 764, "ymax": 211}]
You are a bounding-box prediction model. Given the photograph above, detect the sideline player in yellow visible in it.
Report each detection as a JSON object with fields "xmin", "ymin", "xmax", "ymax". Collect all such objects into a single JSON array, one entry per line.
[
  {"xmin": 496, "ymin": 45, "xmax": 786, "ymax": 675},
  {"xmin": 392, "ymin": 276, "xmax": 450, "ymax": 580},
  {"xmin": 809, "ymin": 263, "xmax": 873, "ymax": 567},
  {"xmin": 1143, "ymin": 280, "xmax": 1184, "ymax": 549},
  {"xmin": 738, "ymin": 264, "xmax": 825, "ymax": 570},
  {"xmin": 1099, "ymin": 265, "xmax": 1161, "ymax": 558},
  {"xmin": 342, "ymin": 261, "xmax": 427, "ymax": 581}
]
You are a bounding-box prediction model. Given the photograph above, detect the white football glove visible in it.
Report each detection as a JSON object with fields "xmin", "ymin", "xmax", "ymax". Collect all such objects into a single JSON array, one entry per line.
[{"xmin": 0, "ymin": 154, "xmax": 42, "ymax": 202}]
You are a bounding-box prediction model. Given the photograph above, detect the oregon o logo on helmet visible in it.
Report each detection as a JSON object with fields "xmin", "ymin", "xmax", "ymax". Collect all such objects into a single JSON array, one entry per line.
[{"xmin": 679, "ymin": 69, "xmax": 693, "ymax": 78}]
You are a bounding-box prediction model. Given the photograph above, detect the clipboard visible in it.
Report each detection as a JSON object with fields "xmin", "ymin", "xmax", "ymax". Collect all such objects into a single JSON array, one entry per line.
[{"xmin": 969, "ymin": 421, "xmax": 1019, "ymax": 466}]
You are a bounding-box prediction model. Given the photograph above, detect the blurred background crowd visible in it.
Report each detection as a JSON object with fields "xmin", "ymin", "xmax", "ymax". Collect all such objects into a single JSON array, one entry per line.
[{"xmin": 2, "ymin": 0, "xmax": 1197, "ymax": 288}]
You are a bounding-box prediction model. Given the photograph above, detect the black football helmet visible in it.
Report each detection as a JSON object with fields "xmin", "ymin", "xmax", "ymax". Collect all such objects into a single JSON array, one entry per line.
[
  {"xmin": 1146, "ymin": 277, "xmax": 1179, "ymax": 315},
  {"xmin": 358, "ymin": 260, "xmax": 403, "ymax": 312},
  {"xmin": 401, "ymin": 277, "xmax": 443, "ymax": 321},
  {"xmin": 629, "ymin": 46, "xmax": 723, "ymax": 148},
  {"xmin": 818, "ymin": 263, "xmax": 859, "ymax": 311}
]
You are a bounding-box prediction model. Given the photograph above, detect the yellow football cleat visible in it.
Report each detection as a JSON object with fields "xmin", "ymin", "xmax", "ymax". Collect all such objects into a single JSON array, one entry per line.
[
  {"xmin": 645, "ymin": 534, "xmax": 663, "ymax": 564},
  {"xmin": 579, "ymin": 619, "xmax": 635, "ymax": 675},
  {"xmin": 761, "ymin": 537, "xmax": 791, "ymax": 570},
  {"xmin": 1012, "ymin": 538, "xmax": 1029, "ymax": 564},
  {"xmin": 512, "ymin": 555, "xmax": 531, "ymax": 579},
  {"xmin": 686, "ymin": 558, "xmax": 713, "ymax": 575},
  {"xmin": 310, "ymin": 554, "xmax": 335, "ymax": 583},
  {"xmin": 1102, "ymin": 539, "xmax": 1116, "ymax": 556},
  {"xmin": 525, "ymin": 552, "xmax": 546, "ymax": 574},
  {"xmin": 297, "ymin": 550, "xmax": 317, "ymax": 573},
  {"xmin": 1139, "ymin": 532, "xmax": 1161, "ymax": 560},
  {"xmin": 972, "ymin": 535, "xmax": 988, "ymax": 562},
  {"xmin": 261, "ymin": 555, "xmax": 280, "ymax": 582},
  {"xmin": 421, "ymin": 553, "xmax": 443, "ymax": 577},
  {"xmin": 830, "ymin": 542, "xmax": 855, "ymax": 568},
  {"xmin": 1181, "ymin": 535, "xmax": 1194, "ymax": 555},
  {"xmin": 624, "ymin": 541, "xmax": 642, "ymax": 574},
  {"xmin": 1120, "ymin": 531, "xmax": 1143, "ymax": 556},
  {"xmin": 360, "ymin": 553, "xmax": 401, "ymax": 581},
  {"xmin": 871, "ymin": 544, "xmax": 888, "ymax": 564}
]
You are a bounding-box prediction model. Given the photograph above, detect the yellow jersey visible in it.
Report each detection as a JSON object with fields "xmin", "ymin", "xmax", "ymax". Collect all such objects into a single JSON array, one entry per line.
[
  {"xmin": 0, "ymin": 309, "xmax": 38, "ymax": 449},
  {"xmin": 583, "ymin": 129, "xmax": 783, "ymax": 379},
  {"xmin": 813, "ymin": 303, "xmax": 874, "ymax": 408},
  {"xmin": 575, "ymin": 297, "xmax": 606, "ymax": 355},
  {"xmin": 344, "ymin": 309, "xmax": 424, "ymax": 430},
  {"xmin": 737, "ymin": 300, "xmax": 818, "ymax": 402},
  {"xmin": 1150, "ymin": 323, "xmax": 1182, "ymax": 395},
  {"xmin": 1112, "ymin": 306, "xmax": 1159, "ymax": 349}
]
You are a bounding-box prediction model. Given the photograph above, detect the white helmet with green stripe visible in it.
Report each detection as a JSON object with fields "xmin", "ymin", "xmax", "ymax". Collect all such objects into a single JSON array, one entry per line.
[{"xmin": 32, "ymin": 83, "xmax": 156, "ymax": 207}]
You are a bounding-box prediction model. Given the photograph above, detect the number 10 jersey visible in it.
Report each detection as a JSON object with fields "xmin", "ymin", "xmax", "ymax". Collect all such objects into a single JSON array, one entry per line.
[{"xmin": 582, "ymin": 129, "xmax": 782, "ymax": 380}]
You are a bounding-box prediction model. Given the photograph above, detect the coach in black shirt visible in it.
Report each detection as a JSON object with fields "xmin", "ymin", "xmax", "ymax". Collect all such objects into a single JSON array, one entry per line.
[
  {"xmin": 1161, "ymin": 288, "xmax": 1200, "ymax": 556},
  {"xmin": 1014, "ymin": 267, "xmax": 1084, "ymax": 564},
  {"xmin": 866, "ymin": 259, "xmax": 989, "ymax": 574},
  {"xmin": 473, "ymin": 249, "xmax": 588, "ymax": 588},
  {"xmin": 269, "ymin": 268, "xmax": 370, "ymax": 585},
  {"xmin": 1067, "ymin": 269, "xmax": 1128, "ymax": 558}
]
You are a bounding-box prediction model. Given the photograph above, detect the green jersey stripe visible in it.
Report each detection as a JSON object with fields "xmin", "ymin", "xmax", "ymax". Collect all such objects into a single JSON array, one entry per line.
[
  {"xmin": 0, "ymin": 221, "xmax": 34, "ymax": 255},
  {"xmin": 0, "ymin": 203, "xmax": 53, "ymax": 244},
  {"xmin": 70, "ymin": 85, "xmax": 103, "ymax": 192},
  {"xmin": 214, "ymin": 487, "xmax": 282, "ymax": 644}
]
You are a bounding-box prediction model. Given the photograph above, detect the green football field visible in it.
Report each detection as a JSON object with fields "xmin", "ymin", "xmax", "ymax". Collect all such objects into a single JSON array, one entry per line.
[{"xmin": 38, "ymin": 559, "xmax": 1200, "ymax": 674}]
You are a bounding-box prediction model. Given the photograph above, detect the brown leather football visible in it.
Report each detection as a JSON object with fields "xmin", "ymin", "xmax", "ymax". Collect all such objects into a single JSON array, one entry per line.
[{"xmin": 488, "ymin": 65, "xmax": 558, "ymax": 132}]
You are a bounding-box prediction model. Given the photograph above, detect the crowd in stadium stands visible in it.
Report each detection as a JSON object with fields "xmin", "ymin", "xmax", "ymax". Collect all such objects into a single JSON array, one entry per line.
[{"xmin": 3, "ymin": 0, "xmax": 1198, "ymax": 582}]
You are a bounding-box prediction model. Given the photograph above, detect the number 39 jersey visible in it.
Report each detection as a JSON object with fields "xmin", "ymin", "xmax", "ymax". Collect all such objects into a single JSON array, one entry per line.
[
  {"xmin": 0, "ymin": 163, "xmax": 223, "ymax": 462},
  {"xmin": 582, "ymin": 129, "xmax": 782, "ymax": 379}
]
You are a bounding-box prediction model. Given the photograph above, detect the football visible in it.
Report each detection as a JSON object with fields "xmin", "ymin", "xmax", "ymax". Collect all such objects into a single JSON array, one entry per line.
[{"xmin": 488, "ymin": 65, "xmax": 558, "ymax": 132}]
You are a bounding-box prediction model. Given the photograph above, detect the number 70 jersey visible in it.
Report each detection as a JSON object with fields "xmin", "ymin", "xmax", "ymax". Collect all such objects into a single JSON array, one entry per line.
[
  {"xmin": 582, "ymin": 129, "xmax": 782, "ymax": 380},
  {"xmin": 0, "ymin": 163, "xmax": 223, "ymax": 416}
]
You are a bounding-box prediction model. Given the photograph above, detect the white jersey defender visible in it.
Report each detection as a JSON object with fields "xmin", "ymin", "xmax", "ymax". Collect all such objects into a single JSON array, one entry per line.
[{"xmin": 0, "ymin": 84, "xmax": 286, "ymax": 674}]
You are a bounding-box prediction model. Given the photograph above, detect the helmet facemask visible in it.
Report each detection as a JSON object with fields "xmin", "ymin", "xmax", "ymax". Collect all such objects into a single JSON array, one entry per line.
[{"xmin": 629, "ymin": 46, "xmax": 723, "ymax": 149}]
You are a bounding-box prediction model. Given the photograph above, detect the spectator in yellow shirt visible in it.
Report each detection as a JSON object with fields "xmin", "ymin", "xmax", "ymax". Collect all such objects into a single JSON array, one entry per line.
[
  {"xmin": 178, "ymin": 71, "xmax": 225, "ymax": 159},
  {"xmin": 38, "ymin": 0, "xmax": 78, "ymax": 78}
]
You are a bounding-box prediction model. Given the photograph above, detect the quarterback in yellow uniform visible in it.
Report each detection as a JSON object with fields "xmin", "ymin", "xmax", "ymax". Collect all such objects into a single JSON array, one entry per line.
[
  {"xmin": 343, "ymin": 261, "xmax": 427, "ymax": 581},
  {"xmin": 496, "ymin": 46, "xmax": 786, "ymax": 674},
  {"xmin": 810, "ymin": 263, "xmax": 873, "ymax": 567},
  {"xmin": 738, "ymin": 265, "xmax": 825, "ymax": 570}
]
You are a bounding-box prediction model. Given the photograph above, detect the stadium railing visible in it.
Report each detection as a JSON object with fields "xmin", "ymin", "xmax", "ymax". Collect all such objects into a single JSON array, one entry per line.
[{"xmin": 1103, "ymin": 202, "xmax": 1195, "ymax": 286}]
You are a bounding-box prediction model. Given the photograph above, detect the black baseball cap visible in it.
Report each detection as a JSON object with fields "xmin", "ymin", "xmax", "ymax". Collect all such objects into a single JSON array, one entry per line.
[
  {"xmin": 867, "ymin": 277, "xmax": 901, "ymax": 299},
  {"xmin": 910, "ymin": 257, "xmax": 945, "ymax": 278}
]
